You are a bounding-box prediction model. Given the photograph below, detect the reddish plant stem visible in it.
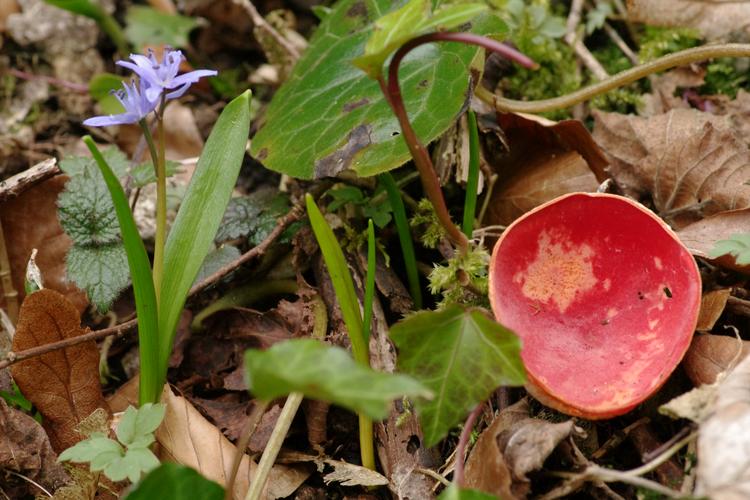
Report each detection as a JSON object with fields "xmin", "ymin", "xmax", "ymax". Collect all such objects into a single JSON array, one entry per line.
[
  {"xmin": 8, "ymin": 68, "xmax": 89, "ymax": 94},
  {"xmin": 381, "ymin": 32, "xmax": 535, "ymax": 253},
  {"xmin": 453, "ymin": 402, "xmax": 484, "ymax": 487}
]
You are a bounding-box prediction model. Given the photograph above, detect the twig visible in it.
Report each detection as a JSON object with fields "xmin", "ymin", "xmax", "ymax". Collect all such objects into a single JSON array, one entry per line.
[
  {"xmin": 8, "ymin": 69, "xmax": 89, "ymax": 94},
  {"xmin": 565, "ymin": 0, "xmax": 609, "ymax": 80},
  {"xmin": 0, "ymin": 158, "xmax": 60, "ymax": 203},
  {"xmin": 0, "ymin": 206, "xmax": 304, "ymax": 370},
  {"xmin": 0, "ymin": 220, "xmax": 18, "ymax": 324},
  {"xmin": 603, "ymin": 22, "xmax": 639, "ymax": 65},
  {"xmin": 0, "ymin": 469, "xmax": 52, "ymax": 497},
  {"xmin": 415, "ymin": 467, "xmax": 451, "ymax": 487},
  {"xmin": 231, "ymin": 0, "xmax": 301, "ymax": 61}
]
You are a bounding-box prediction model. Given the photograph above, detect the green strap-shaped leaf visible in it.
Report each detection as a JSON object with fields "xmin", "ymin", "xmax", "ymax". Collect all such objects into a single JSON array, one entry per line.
[
  {"xmin": 158, "ymin": 91, "xmax": 252, "ymax": 378},
  {"xmin": 305, "ymin": 194, "xmax": 368, "ymax": 366},
  {"xmin": 390, "ymin": 305, "xmax": 525, "ymax": 446},
  {"xmin": 244, "ymin": 339, "xmax": 432, "ymax": 420},
  {"xmin": 84, "ymin": 137, "xmax": 160, "ymax": 406}
]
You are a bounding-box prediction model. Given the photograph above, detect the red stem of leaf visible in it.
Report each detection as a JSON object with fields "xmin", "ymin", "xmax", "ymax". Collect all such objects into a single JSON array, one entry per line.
[
  {"xmin": 381, "ymin": 32, "xmax": 535, "ymax": 252},
  {"xmin": 453, "ymin": 402, "xmax": 484, "ymax": 487}
]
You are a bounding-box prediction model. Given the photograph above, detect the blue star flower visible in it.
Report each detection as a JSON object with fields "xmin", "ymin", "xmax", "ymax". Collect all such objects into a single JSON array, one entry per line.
[
  {"xmin": 117, "ymin": 48, "xmax": 217, "ymax": 103},
  {"xmin": 83, "ymin": 79, "xmax": 158, "ymax": 127}
]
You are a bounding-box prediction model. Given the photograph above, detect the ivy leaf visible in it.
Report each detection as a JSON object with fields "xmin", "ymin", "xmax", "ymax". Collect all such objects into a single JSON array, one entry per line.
[
  {"xmin": 710, "ymin": 233, "xmax": 750, "ymax": 265},
  {"xmin": 124, "ymin": 463, "xmax": 224, "ymax": 500},
  {"xmin": 66, "ymin": 245, "xmax": 129, "ymax": 311},
  {"xmin": 116, "ymin": 403, "xmax": 165, "ymax": 447},
  {"xmin": 250, "ymin": 0, "xmax": 504, "ymax": 179},
  {"xmin": 389, "ymin": 305, "xmax": 525, "ymax": 446},
  {"xmin": 438, "ymin": 485, "xmax": 498, "ymax": 500},
  {"xmin": 125, "ymin": 6, "xmax": 200, "ymax": 48},
  {"xmin": 244, "ymin": 339, "xmax": 432, "ymax": 420},
  {"xmin": 58, "ymin": 433, "xmax": 123, "ymax": 464}
]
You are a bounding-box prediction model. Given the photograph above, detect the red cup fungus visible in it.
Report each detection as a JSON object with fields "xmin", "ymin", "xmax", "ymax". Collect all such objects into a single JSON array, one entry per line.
[{"xmin": 488, "ymin": 193, "xmax": 701, "ymax": 419}]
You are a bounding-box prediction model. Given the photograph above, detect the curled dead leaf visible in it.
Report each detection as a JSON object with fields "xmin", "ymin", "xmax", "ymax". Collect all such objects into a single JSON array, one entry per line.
[
  {"xmin": 464, "ymin": 399, "xmax": 577, "ymax": 499},
  {"xmin": 594, "ymin": 109, "xmax": 750, "ymax": 228},
  {"xmin": 10, "ymin": 289, "xmax": 109, "ymax": 452},
  {"xmin": 485, "ymin": 114, "xmax": 605, "ymax": 227},
  {"xmin": 696, "ymin": 289, "xmax": 730, "ymax": 332},
  {"xmin": 684, "ymin": 334, "xmax": 750, "ymax": 386}
]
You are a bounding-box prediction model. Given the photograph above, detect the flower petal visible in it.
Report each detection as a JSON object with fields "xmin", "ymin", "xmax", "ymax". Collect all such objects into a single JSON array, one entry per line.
[
  {"xmin": 83, "ymin": 113, "xmax": 140, "ymax": 127},
  {"xmin": 167, "ymin": 69, "xmax": 218, "ymax": 88}
]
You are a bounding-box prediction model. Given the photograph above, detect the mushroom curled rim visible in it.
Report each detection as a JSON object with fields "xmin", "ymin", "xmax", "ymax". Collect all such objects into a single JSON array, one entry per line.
[{"xmin": 488, "ymin": 193, "xmax": 702, "ymax": 419}]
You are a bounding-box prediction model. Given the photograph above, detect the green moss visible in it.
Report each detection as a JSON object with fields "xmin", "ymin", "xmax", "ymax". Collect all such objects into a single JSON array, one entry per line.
[
  {"xmin": 702, "ymin": 57, "xmax": 750, "ymax": 98},
  {"xmin": 638, "ymin": 26, "xmax": 701, "ymax": 62}
]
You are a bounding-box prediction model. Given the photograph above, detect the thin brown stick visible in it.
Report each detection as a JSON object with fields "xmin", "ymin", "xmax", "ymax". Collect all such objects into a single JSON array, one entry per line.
[
  {"xmin": 0, "ymin": 206, "xmax": 303, "ymax": 370},
  {"xmin": 231, "ymin": 0, "xmax": 301, "ymax": 62},
  {"xmin": 8, "ymin": 69, "xmax": 89, "ymax": 94},
  {"xmin": 0, "ymin": 158, "xmax": 60, "ymax": 203},
  {"xmin": 226, "ymin": 400, "xmax": 270, "ymax": 500}
]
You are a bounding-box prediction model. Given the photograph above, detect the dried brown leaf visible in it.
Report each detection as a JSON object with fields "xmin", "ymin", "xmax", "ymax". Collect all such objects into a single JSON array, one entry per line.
[
  {"xmin": 676, "ymin": 208, "xmax": 750, "ymax": 272},
  {"xmin": 10, "ymin": 289, "xmax": 108, "ymax": 452},
  {"xmin": 593, "ymin": 109, "xmax": 750, "ymax": 228},
  {"xmin": 697, "ymin": 352, "xmax": 750, "ymax": 498},
  {"xmin": 0, "ymin": 398, "xmax": 69, "ymax": 497},
  {"xmin": 640, "ymin": 67, "xmax": 705, "ymax": 117},
  {"xmin": 279, "ymin": 451, "xmax": 389, "ymax": 487},
  {"xmin": 465, "ymin": 399, "xmax": 576, "ymax": 498},
  {"xmin": 684, "ymin": 334, "xmax": 750, "ymax": 387},
  {"xmin": 109, "ymin": 382, "xmax": 309, "ymax": 499},
  {"xmin": 696, "ymin": 289, "xmax": 730, "ymax": 332},
  {"xmin": 627, "ymin": 0, "xmax": 750, "ymax": 40},
  {"xmin": 485, "ymin": 114, "xmax": 604, "ymax": 227},
  {"xmin": 0, "ymin": 176, "xmax": 87, "ymax": 312}
]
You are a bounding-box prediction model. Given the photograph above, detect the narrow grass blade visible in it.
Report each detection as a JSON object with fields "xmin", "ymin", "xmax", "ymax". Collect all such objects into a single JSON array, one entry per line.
[
  {"xmin": 363, "ymin": 219, "xmax": 376, "ymax": 343},
  {"xmin": 84, "ymin": 136, "xmax": 160, "ymax": 405},
  {"xmin": 304, "ymin": 194, "xmax": 367, "ymax": 365},
  {"xmin": 380, "ymin": 172, "xmax": 422, "ymax": 309},
  {"xmin": 158, "ymin": 90, "xmax": 252, "ymax": 378},
  {"xmin": 462, "ymin": 110, "xmax": 480, "ymax": 238}
]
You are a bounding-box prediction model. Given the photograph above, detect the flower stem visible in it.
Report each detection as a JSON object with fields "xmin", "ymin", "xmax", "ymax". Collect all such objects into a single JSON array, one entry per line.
[
  {"xmin": 380, "ymin": 33, "xmax": 535, "ymax": 254},
  {"xmin": 139, "ymin": 119, "xmax": 166, "ymax": 304}
]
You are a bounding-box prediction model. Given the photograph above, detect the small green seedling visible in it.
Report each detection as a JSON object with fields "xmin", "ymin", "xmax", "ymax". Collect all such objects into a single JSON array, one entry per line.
[{"xmin": 59, "ymin": 404, "xmax": 165, "ymax": 484}]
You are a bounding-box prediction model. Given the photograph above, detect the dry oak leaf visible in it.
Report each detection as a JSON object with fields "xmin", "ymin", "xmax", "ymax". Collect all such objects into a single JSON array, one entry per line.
[
  {"xmin": 697, "ymin": 351, "xmax": 750, "ymax": 499},
  {"xmin": 593, "ymin": 109, "xmax": 750, "ymax": 228},
  {"xmin": 485, "ymin": 113, "xmax": 606, "ymax": 227},
  {"xmin": 696, "ymin": 289, "xmax": 731, "ymax": 332},
  {"xmin": 0, "ymin": 175, "xmax": 87, "ymax": 313},
  {"xmin": 108, "ymin": 379, "xmax": 310, "ymax": 500},
  {"xmin": 627, "ymin": 0, "xmax": 750, "ymax": 41},
  {"xmin": 10, "ymin": 289, "xmax": 109, "ymax": 453},
  {"xmin": 0, "ymin": 398, "xmax": 69, "ymax": 497}
]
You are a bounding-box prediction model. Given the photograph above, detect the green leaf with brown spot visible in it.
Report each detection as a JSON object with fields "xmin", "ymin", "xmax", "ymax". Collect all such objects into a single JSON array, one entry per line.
[{"xmin": 250, "ymin": 0, "xmax": 504, "ymax": 179}]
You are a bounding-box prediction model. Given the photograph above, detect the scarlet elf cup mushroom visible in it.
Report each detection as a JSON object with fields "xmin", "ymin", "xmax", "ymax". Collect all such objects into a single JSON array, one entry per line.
[{"xmin": 488, "ymin": 193, "xmax": 701, "ymax": 419}]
